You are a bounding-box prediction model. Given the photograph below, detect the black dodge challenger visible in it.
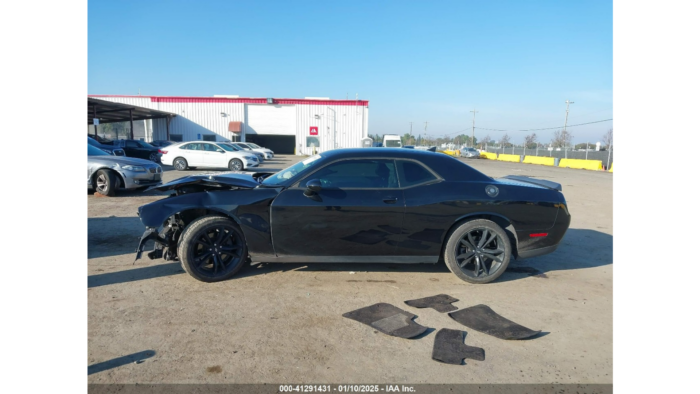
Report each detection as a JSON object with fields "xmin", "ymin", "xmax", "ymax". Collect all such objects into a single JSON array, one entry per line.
[{"xmin": 135, "ymin": 148, "xmax": 570, "ymax": 283}]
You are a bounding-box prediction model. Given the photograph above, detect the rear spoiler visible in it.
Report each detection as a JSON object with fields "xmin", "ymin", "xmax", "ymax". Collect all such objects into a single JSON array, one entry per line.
[{"xmin": 501, "ymin": 175, "xmax": 562, "ymax": 192}]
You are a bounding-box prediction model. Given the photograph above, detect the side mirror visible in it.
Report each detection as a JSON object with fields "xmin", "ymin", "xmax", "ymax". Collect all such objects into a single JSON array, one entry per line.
[
  {"xmin": 217, "ymin": 149, "xmax": 224, "ymax": 153},
  {"xmin": 304, "ymin": 179, "xmax": 322, "ymax": 196}
]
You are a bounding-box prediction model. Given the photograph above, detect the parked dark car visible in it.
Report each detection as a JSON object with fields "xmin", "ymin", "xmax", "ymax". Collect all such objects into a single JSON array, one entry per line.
[
  {"xmin": 150, "ymin": 140, "xmax": 175, "ymax": 148},
  {"xmin": 135, "ymin": 148, "xmax": 570, "ymax": 284},
  {"xmin": 88, "ymin": 134, "xmax": 112, "ymax": 144},
  {"xmin": 87, "ymin": 136, "xmax": 125, "ymax": 156},
  {"xmin": 109, "ymin": 139, "xmax": 161, "ymax": 162}
]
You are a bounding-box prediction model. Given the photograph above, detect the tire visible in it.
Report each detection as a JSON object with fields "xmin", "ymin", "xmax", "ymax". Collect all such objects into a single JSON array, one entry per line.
[
  {"xmin": 148, "ymin": 152, "xmax": 159, "ymax": 162},
  {"xmin": 94, "ymin": 169, "xmax": 117, "ymax": 196},
  {"xmin": 443, "ymin": 219, "xmax": 512, "ymax": 284},
  {"xmin": 229, "ymin": 159, "xmax": 243, "ymax": 171},
  {"xmin": 177, "ymin": 215, "xmax": 248, "ymax": 283},
  {"xmin": 173, "ymin": 157, "xmax": 188, "ymax": 171}
]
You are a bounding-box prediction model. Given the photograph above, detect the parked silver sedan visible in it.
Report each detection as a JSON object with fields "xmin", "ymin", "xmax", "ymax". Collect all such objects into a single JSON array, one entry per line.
[
  {"xmin": 88, "ymin": 144, "xmax": 162, "ymax": 196},
  {"xmin": 460, "ymin": 147, "xmax": 481, "ymax": 158}
]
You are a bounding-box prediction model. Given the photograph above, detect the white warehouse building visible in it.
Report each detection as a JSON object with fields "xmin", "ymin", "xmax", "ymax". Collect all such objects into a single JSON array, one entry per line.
[{"xmin": 88, "ymin": 95, "xmax": 369, "ymax": 155}]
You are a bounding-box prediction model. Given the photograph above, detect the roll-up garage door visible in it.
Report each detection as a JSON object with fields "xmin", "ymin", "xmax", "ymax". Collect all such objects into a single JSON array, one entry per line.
[{"xmin": 245, "ymin": 104, "xmax": 296, "ymax": 154}]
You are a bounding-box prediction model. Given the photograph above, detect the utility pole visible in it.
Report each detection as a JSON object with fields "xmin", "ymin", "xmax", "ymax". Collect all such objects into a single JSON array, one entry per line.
[
  {"xmin": 409, "ymin": 121, "xmax": 413, "ymax": 134},
  {"xmin": 470, "ymin": 109, "xmax": 478, "ymax": 148},
  {"xmin": 563, "ymin": 100, "xmax": 574, "ymax": 159},
  {"xmin": 424, "ymin": 122, "xmax": 428, "ymax": 146}
]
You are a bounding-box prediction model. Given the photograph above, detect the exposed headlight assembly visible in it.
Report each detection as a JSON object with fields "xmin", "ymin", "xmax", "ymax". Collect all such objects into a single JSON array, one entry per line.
[{"xmin": 123, "ymin": 165, "xmax": 146, "ymax": 172}]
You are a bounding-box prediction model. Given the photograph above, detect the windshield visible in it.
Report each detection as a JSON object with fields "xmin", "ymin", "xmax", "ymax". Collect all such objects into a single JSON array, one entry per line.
[
  {"xmin": 224, "ymin": 143, "xmax": 243, "ymax": 151},
  {"xmin": 217, "ymin": 143, "xmax": 235, "ymax": 152},
  {"xmin": 88, "ymin": 145, "xmax": 110, "ymax": 156},
  {"xmin": 385, "ymin": 140, "xmax": 401, "ymax": 147},
  {"xmin": 262, "ymin": 154, "xmax": 324, "ymax": 186}
]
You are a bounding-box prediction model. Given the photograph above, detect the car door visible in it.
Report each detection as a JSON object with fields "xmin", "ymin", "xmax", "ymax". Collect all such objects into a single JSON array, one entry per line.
[
  {"xmin": 180, "ymin": 143, "xmax": 204, "ymax": 166},
  {"xmin": 200, "ymin": 143, "xmax": 224, "ymax": 167},
  {"xmin": 122, "ymin": 140, "xmax": 139, "ymax": 157},
  {"xmin": 270, "ymin": 159, "xmax": 405, "ymax": 259}
]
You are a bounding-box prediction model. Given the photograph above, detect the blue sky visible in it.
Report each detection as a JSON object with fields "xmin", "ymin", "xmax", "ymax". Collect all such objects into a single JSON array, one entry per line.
[{"xmin": 88, "ymin": 0, "xmax": 612, "ymax": 143}]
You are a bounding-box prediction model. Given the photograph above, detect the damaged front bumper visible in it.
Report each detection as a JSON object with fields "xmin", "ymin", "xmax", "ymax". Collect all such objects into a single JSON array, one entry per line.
[{"xmin": 134, "ymin": 227, "xmax": 169, "ymax": 262}]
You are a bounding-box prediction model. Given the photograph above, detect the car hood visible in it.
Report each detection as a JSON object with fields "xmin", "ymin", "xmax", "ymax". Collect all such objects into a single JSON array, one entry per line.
[
  {"xmin": 88, "ymin": 155, "xmax": 155, "ymax": 166},
  {"xmin": 147, "ymin": 171, "xmax": 274, "ymax": 192}
]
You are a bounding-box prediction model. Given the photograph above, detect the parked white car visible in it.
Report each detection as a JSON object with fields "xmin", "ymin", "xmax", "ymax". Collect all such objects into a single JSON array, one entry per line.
[
  {"xmin": 231, "ymin": 142, "xmax": 274, "ymax": 159},
  {"xmin": 160, "ymin": 141, "xmax": 260, "ymax": 171}
]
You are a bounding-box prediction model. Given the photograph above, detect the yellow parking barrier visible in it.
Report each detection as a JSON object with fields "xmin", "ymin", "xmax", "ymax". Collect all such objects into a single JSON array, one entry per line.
[
  {"xmin": 496, "ymin": 154, "xmax": 521, "ymax": 163},
  {"xmin": 558, "ymin": 158, "xmax": 604, "ymax": 171},
  {"xmin": 480, "ymin": 152, "xmax": 498, "ymax": 160},
  {"xmin": 609, "ymin": 163, "xmax": 613, "ymax": 173},
  {"xmin": 438, "ymin": 150, "xmax": 460, "ymax": 157},
  {"xmin": 522, "ymin": 156, "xmax": 556, "ymax": 166}
]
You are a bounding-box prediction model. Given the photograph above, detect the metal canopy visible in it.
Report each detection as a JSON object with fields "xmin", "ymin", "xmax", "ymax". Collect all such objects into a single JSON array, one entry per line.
[{"xmin": 88, "ymin": 98, "xmax": 175, "ymax": 124}]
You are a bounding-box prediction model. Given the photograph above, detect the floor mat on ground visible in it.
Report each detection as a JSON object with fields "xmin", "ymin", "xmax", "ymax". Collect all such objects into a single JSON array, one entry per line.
[
  {"xmin": 405, "ymin": 294, "xmax": 459, "ymax": 313},
  {"xmin": 448, "ymin": 304, "xmax": 541, "ymax": 340},
  {"xmin": 343, "ymin": 303, "xmax": 428, "ymax": 339},
  {"xmin": 432, "ymin": 328, "xmax": 485, "ymax": 365}
]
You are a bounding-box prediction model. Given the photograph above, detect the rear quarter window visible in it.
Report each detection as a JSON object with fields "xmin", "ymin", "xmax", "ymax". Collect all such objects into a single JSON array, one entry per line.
[{"xmin": 396, "ymin": 160, "xmax": 438, "ymax": 187}]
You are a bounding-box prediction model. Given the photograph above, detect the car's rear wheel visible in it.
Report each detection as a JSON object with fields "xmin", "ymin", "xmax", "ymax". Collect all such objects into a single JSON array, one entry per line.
[
  {"xmin": 229, "ymin": 159, "xmax": 243, "ymax": 171},
  {"xmin": 444, "ymin": 219, "xmax": 511, "ymax": 284},
  {"xmin": 174, "ymin": 157, "xmax": 188, "ymax": 171},
  {"xmin": 149, "ymin": 152, "xmax": 159, "ymax": 162},
  {"xmin": 177, "ymin": 215, "xmax": 248, "ymax": 282},
  {"xmin": 94, "ymin": 169, "xmax": 118, "ymax": 196}
]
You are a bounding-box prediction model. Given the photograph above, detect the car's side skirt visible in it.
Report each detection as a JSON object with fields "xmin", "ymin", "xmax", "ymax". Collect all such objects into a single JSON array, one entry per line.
[{"xmin": 250, "ymin": 255, "xmax": 440, "ymax": 264}]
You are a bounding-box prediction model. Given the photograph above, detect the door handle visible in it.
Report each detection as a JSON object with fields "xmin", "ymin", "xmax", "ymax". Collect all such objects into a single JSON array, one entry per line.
[{"xmin": 383, "ymin": 197, "xmax": 398, "ymax": 204}]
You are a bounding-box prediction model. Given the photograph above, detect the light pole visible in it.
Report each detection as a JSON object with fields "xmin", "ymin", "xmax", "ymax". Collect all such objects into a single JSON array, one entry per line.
[
  {"xmin": 563, "ymin": 100, "xmax": 574, "ymax": 159},
  {"xmin": 328, "ymin": 107, "xmax": 338, "ymax": 150},
  {"xmin": 470, "ymin": 109, "xmax": 478, "ymax": 148},
  {"xmin": 585, "ymin": 142, "xmax": 589, "ymax": 160}
]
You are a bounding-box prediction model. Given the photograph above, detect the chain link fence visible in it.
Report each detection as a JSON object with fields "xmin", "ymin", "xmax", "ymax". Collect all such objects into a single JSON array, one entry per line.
[{"xmin": 479, "ymin": 146, "xmax": 614, "ymax": 169}]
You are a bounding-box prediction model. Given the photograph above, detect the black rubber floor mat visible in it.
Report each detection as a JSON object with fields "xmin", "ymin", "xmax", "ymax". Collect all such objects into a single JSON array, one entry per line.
[
  {"xmin": 343, "ymin": 302, "xmax": 428, "ymax": 338},
  {"xmin": 405, "ymin": 294, "xmax": 459, "ymax": 313},
  {"xmin": 448, "ymin": 304, "xmax": 541, "ymax": 340},
  {"xmin": 432, "ymin": 328, "xmax": 485, "ymax": 365}
]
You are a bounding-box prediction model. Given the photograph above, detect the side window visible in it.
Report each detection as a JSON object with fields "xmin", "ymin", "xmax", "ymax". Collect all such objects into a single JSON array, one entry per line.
[
  {"xmin": 125, "ymin": 141, "xmax": 139, "ymax": 148},
  {"xmin": 396, "ymin": 160, "xmax": 438, "ymax": 188},
  {"xmin": 302, "ymin": 159, "xmax": 398, "ymax": 189},
  {"xmin": 203, "ymin": 144, "xmax": 219, "ymax": 152},
  {"xmin": 182, "ymin": 143, "xmax": 200, "ymax": 150}
]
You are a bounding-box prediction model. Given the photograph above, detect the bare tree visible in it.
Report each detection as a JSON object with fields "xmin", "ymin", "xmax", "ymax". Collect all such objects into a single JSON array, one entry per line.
[
  {"xmin": 551, "ymin": 129, "xmax": 573, "ymax": 148},
  {"xmin": 499, "ymin": 134, "xmax": 511, "ymax": 153},
  {"xmin": 602, "ymin": 128, "xmax": 613, "ymax": 149},
  {"xmin": 524, "ymin": 133, "xmax": 538, "ymax": 149},
  {"xmin": 481, "ymin": 135, "xmax": 490, "ymax": 150}
]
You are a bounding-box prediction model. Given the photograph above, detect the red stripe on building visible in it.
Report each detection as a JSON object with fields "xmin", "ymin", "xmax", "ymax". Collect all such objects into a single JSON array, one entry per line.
[{"xmin": 88, "ymin": 95, "xmax": 369, "ymax": 106}]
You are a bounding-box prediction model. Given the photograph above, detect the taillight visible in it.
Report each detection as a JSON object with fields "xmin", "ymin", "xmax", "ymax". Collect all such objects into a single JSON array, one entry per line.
[
  {"xmin": 529, "ymin": 233, "xmax": 548, "ymax": 238},
  {"xmin": 158, "ymin": 149, "xmax": 167, "ymax": 154}
]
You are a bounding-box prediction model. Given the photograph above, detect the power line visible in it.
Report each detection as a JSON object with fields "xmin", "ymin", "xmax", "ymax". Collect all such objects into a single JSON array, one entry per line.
[{"xmin": 474, "ymin": 118, "xmax": 612, "ymax": 133}]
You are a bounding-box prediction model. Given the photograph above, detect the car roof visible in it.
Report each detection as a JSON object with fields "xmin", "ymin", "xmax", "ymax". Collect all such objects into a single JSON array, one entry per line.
[{"xmin": 319, "ymin": 148, "xmax": 492, "ymax": 182}]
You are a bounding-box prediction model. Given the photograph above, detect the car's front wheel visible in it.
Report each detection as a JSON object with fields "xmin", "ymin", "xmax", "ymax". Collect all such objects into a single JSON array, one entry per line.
[
  {"xmin": 94, "ymin": 169, "xmax": 118, "ymax": 196},
  {"xmin": 229, "ymin": 159, "xmax": 243, "ymax": 171},
  {"xmin": 444, "ymin": 219, "xmax": 511, "ymax": 284},
  {"xmin": 173, "ymin": 158, "xmax": 188, "ymax": 171},
  {"xmin": 177, "ymin": 215, "xmax": 248, "ymax": 282}
]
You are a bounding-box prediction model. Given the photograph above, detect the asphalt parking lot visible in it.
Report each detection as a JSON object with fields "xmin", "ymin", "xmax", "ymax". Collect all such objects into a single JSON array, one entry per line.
[{"xmin": 87, "ymin": 154, "xmax": 612, "ymax": 384}]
